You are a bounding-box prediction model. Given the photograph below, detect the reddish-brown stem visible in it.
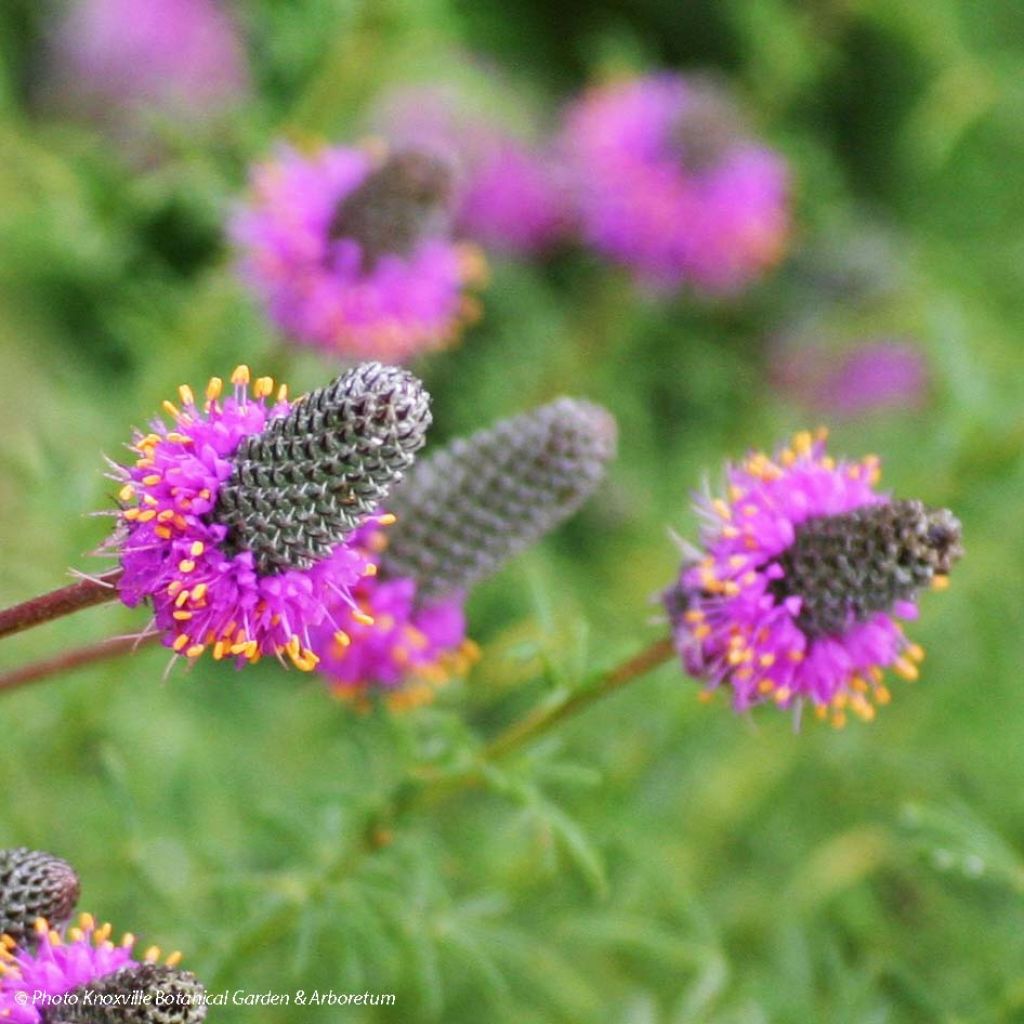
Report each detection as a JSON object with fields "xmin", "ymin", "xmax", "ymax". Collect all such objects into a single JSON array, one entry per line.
[
  {"xmin": 0, "ymin": 569, "xmax": 123, "ymax": 641},
  {"xmin": 0, "ymin": 632, "xmax": 158, "ymax": 694}
]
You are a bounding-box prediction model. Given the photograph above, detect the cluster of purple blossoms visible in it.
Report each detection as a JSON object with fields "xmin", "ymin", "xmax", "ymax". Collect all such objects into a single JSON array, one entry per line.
[
  {"xmin": 0, "ymin": 848, "xmax": 204, "ymax": 1024},
  {"xmin": 107, "ymin": 362, "xmax": 430, "ymax": 673},
  {"xmin": 561, "ymin": 73, "xmax": 790, "ymax": 292},
  {"xmin": 374, "ymin": 83, "xmax": 570, "ymax": 255},
  {"xmin": 46, "ymin": 0, "xmax": 249, "ymax": 130},
  {"xmin": 771, "ymin": 337, "xmax": 930, "ymax": 419},
  {"xmin": 231, "ymin": 145, "xmax": 488, "ymax": 363},
  {"xmin": 310, "ymin": 523, "xmax": 477, "ymax": 712},
  {"xmin": 664, "ymin": 430, "xmax": 962, "ymax": 725}
]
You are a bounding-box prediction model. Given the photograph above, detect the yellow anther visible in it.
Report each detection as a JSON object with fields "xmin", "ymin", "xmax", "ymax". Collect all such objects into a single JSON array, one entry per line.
[
  {"xmin": 155, "ymin": 526, "xmax": 172, "ymax": 540},
  {"xmin": 693, "ymin": 624, "xmax": 711, "ymax": 640},
  {"xmin": 192, "ymin": 582, "xmax": 207, "ymax": 602},
  {"xmin": 722, "ymin": 525, "xmax": 740, "ymax": 539},
  {"xmin": 95, "ymin": 923, "xmax": 112, "ymax": 943},
  {"xmin": 759, "ymin": 653, "xmax": 775, "ymax": 667},
  {"xmin": 34, "ymin": 917, "xmax": 50, "ymax": 935},
  {"xmin": 185, "ymin": 644, "xmax": 205, "ymax": 658},
  {"xmin": 166, "ymin": 951, "xmax": 182, "ymax": 967},
  {"xmin": 123, "ymin": 508, "xmax": 140, "ymax": 521},
  {"xmin": 875, "ymin": 685, "xmax": 892, "ymax": 705},
  {"xmin": 894, "ymin": 658, "xmax": 919, "ymax": 681},
  {"xmin": 143, "ymin": 946, "xmax": 161, "ymax": 963},
  {"xmin": 79, "ymin": 913, "xmax": 95, "ymax": 931},
  {"xmin": 815, "ymin": 704, "xmax": 829, "ymax": 720},
  {"xmin": 138, "ymin": 509, "xmax": 157, "ymax": 523},
  {"xmin": 831, "ymin": 712, "xmax": 847, "ymax": 729},
  {"xmin": 683, "ymin": 610, "xmax": 704, "ymax": 623},
  {"xmin": 178, "ymin": 385, "xmax": 195, "ymax": 407},
  {"xmin": 172, "ymin": 635, "xmax": 189, "ymax": 652},
  {"xmin": 712, "ymin": 499, "xmax": 732, "ymax": 520},
  {"xmin": 363, "ymin": 563, "xmax": 378, "ymax": 576},
  {"xmin": 172, "ymin": 610, "xmax": 193, "ymax": 621},
  {"xmin": 254, "ymin": 376, "xmax": 274, "ymax": 398},
  {"xmin": 353, "ymin": 610, "xmax": 374, "ymax": 626},
  {"xmin": 206, "ymin": 377, "xmax": 223, "ymax": 401},
  {"xmin": 277, "ymin": 384, "xmax": 289, "ymax": 402},
  {"xmin": 178, "ymin": 559, "xmax": 196, "ymax": 573},
  {"xmin": 162, "ymin": 400, "xmax": 179, "ymax": 418},
  {"xmin": 931, "ymin": 575, "xmax": 950, "ymax": 591},
  {"xmin": 906, "ymin": 643, "xmax": 925, "ymax": 663},
  {"xmin": 231, "ymin": 365, "xmax": 251, "ymax": 386},
  {"xmin": 118, "ymin": 484, "xmax": 135, "ymax": 501},
  {"xmin": 334, "ymin": 630, "xmax": 351, "ymax": 647},
  {"xmin": 377, "ymin": 513, "xmax": 397, "ymax": 526},
  {"xmin": 121, "ymin": 932, "xmax": 135, "ymax": 949},
  {"xmin": 758, "ymin": 679, "xmax": 775, "ymax": 694},
  {"xmin": 175, "ymin": 590, "xmax": 190, "ymax": 608},
  {"xmin": 189, "ymin": 540, "xmax": 204, "ymax": 557},
  {"xmin": 792, "ymin": 431, "xmax": 813, "ymax": 455}
]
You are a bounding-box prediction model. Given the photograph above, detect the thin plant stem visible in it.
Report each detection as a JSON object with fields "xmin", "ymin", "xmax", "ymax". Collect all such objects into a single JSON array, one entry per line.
[
  {"xmin": 0, "ymin": 570, "xmax": 122, "ymax": 641},
  {"xmin": 393, "ymin": 635, "xmax": 678, "ymax": 821},
  {"xmin": 0, "ymin": 632, "xmax": 159, "ymax": 695},
  {"xmin": 483, "ymin": 635, "xmax": 677, "ymax": 762}
]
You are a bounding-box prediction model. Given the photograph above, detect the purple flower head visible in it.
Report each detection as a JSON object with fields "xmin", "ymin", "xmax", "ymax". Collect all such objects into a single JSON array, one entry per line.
[
  {"xmin": 663, "ymin": 430, "xmax": 962, "ymax": 725},
  {"xmin": 0, "ymin": 914, "xmax": 138, "ymax": 1023},
  {"xmin": 561, "ymin": 73, "xmax": 790, "ymax": 292},
  {"xmin": 48, "ymin": 0, "xmax": 248, "ymax": 128},
  {"xmin": 107, "ymin": 363, "xmax": 431, "ymax": 672},
  {"xmin": 231, "ymin": 144, "xmax": 487, "ymax": 362},
  {"xmin": 772, "ymin": 337, "xmax": 930, "ymax": 419},
  {"xmin": 374, "ymin": 83, "xmax": 570, "ymax": 254},
  {"xmin": 313, "ymin": 398, "xmax": 616, "ymax": 707},
  {"xmin": 311, "ymin": 525, "xmax": 477, "ymax": 711}
]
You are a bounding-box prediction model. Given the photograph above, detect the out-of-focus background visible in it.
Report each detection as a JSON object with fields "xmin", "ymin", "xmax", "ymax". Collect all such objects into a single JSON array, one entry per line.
[{"xmin": 1, "ymin": 1, "xmax": 1023, "ymax": 1021}]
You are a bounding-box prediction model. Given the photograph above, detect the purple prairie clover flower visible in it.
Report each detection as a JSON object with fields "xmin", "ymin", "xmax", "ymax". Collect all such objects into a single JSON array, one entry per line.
[
  {"xmin": 772, "ymin": 337, "xmax": 929, "ymax": 419},
  {"xmin": 313, "ymin": 398, "xmax": 617, "ymax": 707},
  {"xmin": 663, "ymin": 430, "xmax": 962, "ymax": 725},
  {"xmin": 0, "ymin": 849, "xmax": 80, "ymax": 947},
  {"xmin": 561, "ymin": 73, "xmax": 790, "ymax": 292},
  {"xmin": 0, "ymin": 915, "xmax": 201, "ymax": 1024},
  {"xmin": 374, "ymin": 83, "xmax": 570, "ymax": 255},
  {"xmin": 47, "ymin": 0, "xmax": 248, "ymax": 128},
  {"xmin": 313, "ymin": 524, "xmax": 477, "ymax": 711},
  {"xmin": 107, "ymin": 362, "xmax": 431, "ymax": 672},
  {"xmin": 231, "ymin": 144, "xmax": 488, "ymax": 362},
  {"xmin": 0, "ymin": 915, "xmax": 137, "ymax": 1023}
]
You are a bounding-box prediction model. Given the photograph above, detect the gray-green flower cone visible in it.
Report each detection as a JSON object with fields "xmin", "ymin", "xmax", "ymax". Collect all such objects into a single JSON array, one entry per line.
[
  {"xmin": 41, "ymin": 964, "xmax": 206, "ymax": 1024},
  {"xmin": 213, "ymin": 361, "xmax": 431, "ymax": 575},
  {"xmin": 381, "ymin": 397, "xmax": 617, "ymax": 599},
  {"xmin": 773, "ymin": 499, "xmax": 963, "ymax": 638},
  {"xmin": 0, "ymin": 848, "xmax": 80, "ymax": 943}
]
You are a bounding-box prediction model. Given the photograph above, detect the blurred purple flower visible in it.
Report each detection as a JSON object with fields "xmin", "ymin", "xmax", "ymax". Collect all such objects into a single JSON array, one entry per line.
[
  {"xmin": 772, "ymin": 338, "xmax": 929, "ymax": 418},
  {"xmin": 374, "ymin": 83, "xmax": 570, "ymax": 255},
  {"xmin": 561, "ymin": 73, "xmax": 790, "ymax": 293},
  {"xmin": 231, "ymin": 144, "xmax": 486, "ymax": 361},
  {"xmin": 48, "ymin": 0, "xmax": 249, "ymax": 129}
]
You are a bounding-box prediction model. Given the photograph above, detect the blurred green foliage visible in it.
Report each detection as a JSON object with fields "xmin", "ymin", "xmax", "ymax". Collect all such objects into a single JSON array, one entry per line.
[{"xmin": 1, "ymin": 1, "xmax": 1024, "ymax": 1021}]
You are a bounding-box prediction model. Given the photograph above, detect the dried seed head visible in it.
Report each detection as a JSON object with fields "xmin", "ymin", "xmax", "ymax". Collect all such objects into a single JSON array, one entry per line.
[
  {"xmin": 330, "ymin": 149, "xmax": 454, "ymax": 270},
  {"xmin": 42, "ymin": 964, "xmax": 207, "ymax": 1024},
  {"xmin": 773, "ymin": 499, "xmax": 964, "ymax": 638},
  {"xmin": 382, "ymin": 397, "xmax": 617, "ymax": 599},
  {"xmin": 0, "ymin": 847, "xmax": 80, "ymax": 944},
  {"xmin": 212, "ymin": 362, "xmax": 431, "ymax": 575}
]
